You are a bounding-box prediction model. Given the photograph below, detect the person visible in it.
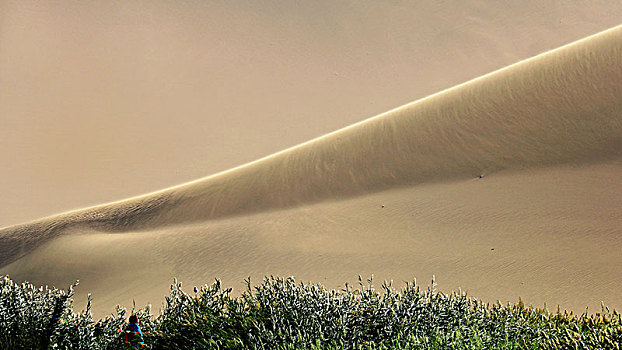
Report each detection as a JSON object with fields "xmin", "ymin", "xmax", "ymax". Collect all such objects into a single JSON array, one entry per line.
[{"xmin": 124, "ymin": 315, "xmax": 145, "ymax": 347}]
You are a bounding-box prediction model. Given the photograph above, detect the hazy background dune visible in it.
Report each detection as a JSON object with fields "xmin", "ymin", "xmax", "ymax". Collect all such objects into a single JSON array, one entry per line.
[{"xmin": 1, "ymin": 1, "xmax": 622, "ymax": 318}]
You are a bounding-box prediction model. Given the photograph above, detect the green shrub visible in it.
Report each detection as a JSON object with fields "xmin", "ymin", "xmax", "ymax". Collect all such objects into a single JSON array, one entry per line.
[{"xmin": 1, "ymin": 274, "xmax": 621, "ymax": 349}]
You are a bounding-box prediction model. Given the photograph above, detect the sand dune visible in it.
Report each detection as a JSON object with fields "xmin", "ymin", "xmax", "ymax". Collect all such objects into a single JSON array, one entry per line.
[
  {"xmin": 3, "ymin": 1, "xmax": 622, "ymax": 228},
  {"xmin": 1, "ymin": 25, "xmax": 621, "ymax": 318}
]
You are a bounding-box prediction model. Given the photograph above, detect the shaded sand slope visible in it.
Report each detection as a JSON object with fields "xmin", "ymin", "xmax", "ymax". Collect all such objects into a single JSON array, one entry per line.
[{"xmin": 1, "ymin": 25, "xmax": 622, "ymax": 317}]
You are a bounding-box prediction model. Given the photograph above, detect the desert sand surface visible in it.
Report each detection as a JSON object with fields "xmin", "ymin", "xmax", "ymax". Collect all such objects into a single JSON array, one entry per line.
[
  {"xmin": 1, "ymin": 2, "xmax": 622, "ymax": 319},
  {"xmin": 2, "ymin": 0, "xmax": 622, "ymax": 227}
]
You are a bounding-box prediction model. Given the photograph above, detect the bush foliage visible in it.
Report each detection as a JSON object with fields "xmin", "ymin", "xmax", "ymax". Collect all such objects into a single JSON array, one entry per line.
[{"xmin": 1, "ymin": 274, "xmax": 621, "ymax": 349}]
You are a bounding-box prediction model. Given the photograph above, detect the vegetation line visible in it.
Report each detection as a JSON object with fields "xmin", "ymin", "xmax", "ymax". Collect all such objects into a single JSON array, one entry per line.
[{"xmin": 1, "ymin": 274, "xmax": 620, "ymax": 349}]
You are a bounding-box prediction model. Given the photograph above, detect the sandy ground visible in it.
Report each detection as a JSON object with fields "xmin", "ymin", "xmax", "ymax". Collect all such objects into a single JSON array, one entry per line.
[
  {"xmin": 1, "ymin": 2, "xmax": 622, "ymax": 319},
  {"xmin": 2, "ymin": 0, "xmax": 622, "ymax": 226},
  {"xmin": 4, "ymin": 162, "xmax": 622, "ymax": 320}
]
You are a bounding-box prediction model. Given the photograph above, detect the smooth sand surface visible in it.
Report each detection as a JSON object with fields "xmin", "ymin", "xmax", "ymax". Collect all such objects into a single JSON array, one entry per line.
[
  {"xmin": 1, "ymin": 2, "xmax": 622, "ymax": 319},
  {"xmin": 2, "ymin": 1, "xmax": 622, "ymax": 227},
  {"xmin": 4, "ymin": 162, "xmax": 622, "ymax": 318}
]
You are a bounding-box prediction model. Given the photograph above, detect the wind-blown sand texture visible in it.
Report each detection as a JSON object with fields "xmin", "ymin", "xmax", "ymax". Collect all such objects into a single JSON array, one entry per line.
[{"xmin": 1, "ymin": 22, "xmax": 621, "ymax": 318}]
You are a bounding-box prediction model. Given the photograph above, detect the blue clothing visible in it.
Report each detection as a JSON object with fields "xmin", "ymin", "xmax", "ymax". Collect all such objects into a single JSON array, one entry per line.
[{"xmin": 124, "ymin": 323, "xmax": 144, "ymax": 346}]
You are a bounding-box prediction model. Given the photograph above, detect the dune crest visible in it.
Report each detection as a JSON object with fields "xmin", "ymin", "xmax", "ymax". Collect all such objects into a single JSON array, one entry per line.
[{"xmin": 1, "ymin": 25, "xmax": 621, "ymax": 268}]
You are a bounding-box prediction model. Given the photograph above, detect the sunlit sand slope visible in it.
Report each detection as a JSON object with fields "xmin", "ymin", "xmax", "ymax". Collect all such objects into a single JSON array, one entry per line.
[{"xmin": 1, "ymin": 25, "xmax": 621, "ymax": 317}]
